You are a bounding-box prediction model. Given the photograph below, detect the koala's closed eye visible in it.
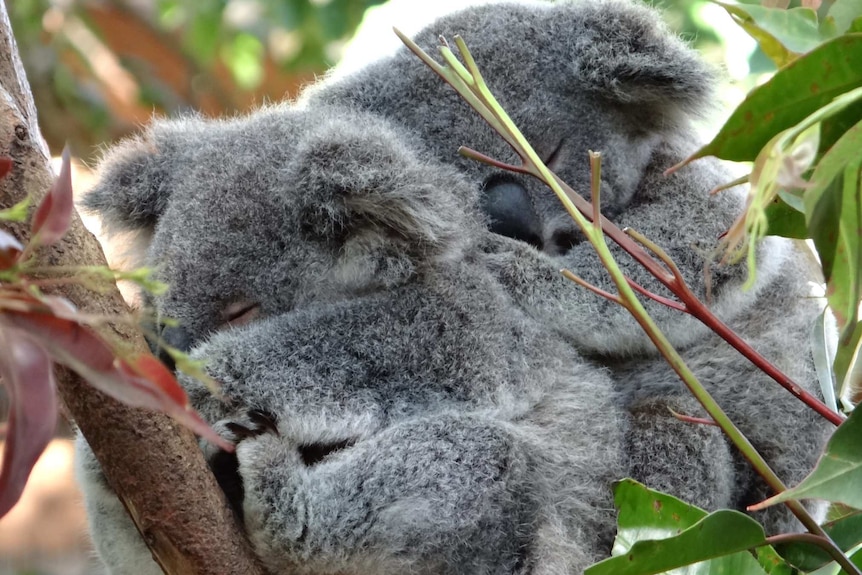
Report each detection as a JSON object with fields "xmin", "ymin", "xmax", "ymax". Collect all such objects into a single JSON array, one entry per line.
[{"xmin": 222, "ymin": 301, "xmax": 261, "ymax": 328}]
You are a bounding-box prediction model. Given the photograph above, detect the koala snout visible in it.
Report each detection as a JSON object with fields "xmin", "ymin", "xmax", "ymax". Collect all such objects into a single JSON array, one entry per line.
[
  {"xmin": 481, "ymin": 175, "xmax": 584, "ymax": 255},
  {"xmin": 481, "ymin": 175, "xmax": 543, "ymax": 251}
]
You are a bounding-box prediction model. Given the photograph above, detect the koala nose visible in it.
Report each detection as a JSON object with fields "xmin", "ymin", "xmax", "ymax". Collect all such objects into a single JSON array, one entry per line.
[
  {"xmin": 481, "ymin": 175, "xmax": 543, "ymax": 250},
  {"xmin": 549, "ymin": 228, "xmax": 583, "ymax": 256},
  {"xmin": 157, "ymin": 324, "xmax": 193, "ymax": 371}
]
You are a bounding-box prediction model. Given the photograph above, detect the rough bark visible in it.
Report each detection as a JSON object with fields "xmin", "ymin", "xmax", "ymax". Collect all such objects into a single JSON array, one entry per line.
[{"xmin": 0, "ymin": 3, "xmax": 267, "ymax": 574}]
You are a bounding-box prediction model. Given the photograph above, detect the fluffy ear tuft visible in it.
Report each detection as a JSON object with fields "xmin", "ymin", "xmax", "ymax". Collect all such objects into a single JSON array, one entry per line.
[
  {"xmin": 81, "ymin": 118, "xmax": 202, "ymax": 238},
  {"xmin": 567, "ymin": 0, "xmax": 716, "ymax": 122},
  {"xmin": 290, "ymin": 110, "xmax": 479, "ymax": 260}
]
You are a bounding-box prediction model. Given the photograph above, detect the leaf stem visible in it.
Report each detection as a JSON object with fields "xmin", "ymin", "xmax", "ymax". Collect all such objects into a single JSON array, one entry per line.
[{"xmin": 763, "ymin": 533, "xmax": 861, "ymax": 575}]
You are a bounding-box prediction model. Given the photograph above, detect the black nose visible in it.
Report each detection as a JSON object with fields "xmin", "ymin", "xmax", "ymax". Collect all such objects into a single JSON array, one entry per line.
[
  {"xmin": 156, "ymin": 325, "xmax": 193, "ymax": 371},
  {"xmin": 481, "ymin": 176, "xmax": 543, "ymax": 250},
  {"xmin": 549, "ymin": 228, "xmax": 583, "ymax": 255}
]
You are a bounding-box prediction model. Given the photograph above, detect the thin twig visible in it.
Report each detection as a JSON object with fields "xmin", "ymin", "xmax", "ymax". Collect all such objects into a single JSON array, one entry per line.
[
  {"xmin": 668, "ymin": 409, "xmax": 718, "ymax": 427},
  {"xmin": 460, "ymin": 146, "xmax": 532, "ymax": 175},
  {"xmin": 561, "ymin": 269, "xmax": 622, "ymax": 304},
  {"xmin": 625, "ymin": 278, "xmax": 688, "ymax": 312}
]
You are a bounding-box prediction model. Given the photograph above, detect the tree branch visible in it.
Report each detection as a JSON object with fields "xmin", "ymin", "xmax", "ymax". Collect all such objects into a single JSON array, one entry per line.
[{"xmin": 0, "ymin": 4, "xmax": 266, "ymax": 574}]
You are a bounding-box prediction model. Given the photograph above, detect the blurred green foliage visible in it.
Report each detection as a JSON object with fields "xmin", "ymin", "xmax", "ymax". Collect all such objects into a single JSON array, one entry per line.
[
  {"xmin": 8, "ymin": 0, "xmax": 741, "ymax": 157},
  {"xmin": 9, "ymin": 0, "xmax": 384, "ymax": 156}
]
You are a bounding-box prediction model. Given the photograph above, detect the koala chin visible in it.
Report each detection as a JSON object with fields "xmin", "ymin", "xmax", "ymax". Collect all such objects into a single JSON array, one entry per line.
[{"xmin": 77, "ymin": 1, "xmax": 831, "ymax": 574}]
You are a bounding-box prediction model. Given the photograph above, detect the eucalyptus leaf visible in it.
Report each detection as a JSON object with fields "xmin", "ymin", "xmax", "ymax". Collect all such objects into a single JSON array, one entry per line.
[
  {"xmin": 775, "ymin": 511, "xmax": 862, "ymax": 571},
  {"xmin": 753, "ymin": 408, "xmax": 862, "ymax": 509},
  {"xmin": 804, "ymin": 141, "xmax": 862, "ymax": 391},
  {"xmin": 684, "ymin": 35, "xmax": 862, "ymax": 163},
  {"xmin": 806, "ymin": 167, "xmax": 861, "ymax": 314},
  {"xmin": 756, "ymin": 546, "xmax": 795, "ymax": 575},
  {"xmin": 824, "ymin": 0, "xmax": 862, "ymax": 36},
  {"xmin": 806, "ymin": 545, "xmax": 862, "ymax": 575},
  {"xmin": 586, "ymin": 480, "xmax": 768, "ymax": 575},
  {"xmin": 611, "ymin": 479, "xmax": 706, "ymax": 556},
  {"xmin": 811, "ymin": 309, "xmax": 840, "ymax": 413},
  {"xmin": 764, "ymin": 195, "xmax": 808, "ymax": 239},
  {"xmin": 832, "ymin": 321, "xmax": 862, "ymax": 405},
  {"xmin": 716, "ymin": 3, "xmax": 823, "ymax": 67}
]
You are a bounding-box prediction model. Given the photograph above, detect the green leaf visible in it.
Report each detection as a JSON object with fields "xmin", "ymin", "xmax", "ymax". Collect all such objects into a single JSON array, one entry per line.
[
  {"xmin": 832, "ymin": 321, "xmax": 862, "ymax": 406},
  {"xmin": 754, "ymin": 408, "xmax": 862, "ymax": 509},
  {"xmin": 764, "ymin": 194, "xmax": 808, "ymax": 239},
  {"xmin": 811, "ymin": 310, "xmax": 840, "ymax": 413},
  {"xmin": 586, "ymin": 480, "xmax": 768, "ymax": 575},
  {"xmin": 820, "ymin": 99, "xmax": 862, "ymax": 156},
  {"xmin": 755, "ymin": 546, "xmax": 795, "ymax": 575},
  {"xmin": 610, "ymin": 479, "xmax": 707, "ymax": 556},
  {"xmin": 716, "ymin": 3, "xmax": 823, "ymax": 67},
  {"xmin": 806, "ymin": 165, "xmax": 861, "ymax": 306},
  {"xmin": 806, "ymin": 543, "xmax": 862, "ymax": 575},
  {"xmin": 803, "ymin": 125, "xmax": 862, "ymax": 391},
  {"xmin": 804, "ymin": 118, "xmax": 862, "ymax": 235},
  {"xmin": 824, "ymin": 0, "xmax": 862, "ymax": 36},
  {"xmin": 686, "ymin": 34, "xmax": 862, "ymax": 163},
  {"xmin": 774, "ymin": 511, "xmax": 862, "ymax": 570},
  {"xmin": 0, "ymin": 196, "xmax": 29, "ymax": 222}
]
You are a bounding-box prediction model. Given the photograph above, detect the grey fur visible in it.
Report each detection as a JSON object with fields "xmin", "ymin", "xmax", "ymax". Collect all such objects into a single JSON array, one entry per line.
[{"xmin": 76, "ymin": 1, "xmax": 831, "ymax": 574}]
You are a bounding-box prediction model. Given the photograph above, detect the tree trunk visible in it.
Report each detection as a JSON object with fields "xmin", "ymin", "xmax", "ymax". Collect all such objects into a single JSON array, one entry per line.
[{"xmin": 0, "ymin": 3, "xmax": 267, "ymax": 574}]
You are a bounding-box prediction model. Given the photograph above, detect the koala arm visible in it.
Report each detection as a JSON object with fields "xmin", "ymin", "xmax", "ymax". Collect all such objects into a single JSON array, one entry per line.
[
  {"xmin": 74, "ymin": 436, "xmax": 163, "ymax": 575},
  {"xmin": 236, "ymin": 414, "xmax": 543, "ymax": 574},
  {"xmin": 183, "ymin": 269, "xmax": 626, "ymax": 574}
]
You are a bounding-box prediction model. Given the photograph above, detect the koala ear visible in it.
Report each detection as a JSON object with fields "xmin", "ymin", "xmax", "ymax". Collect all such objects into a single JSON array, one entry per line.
[
  {"xmin": 290, "ymin": 111, "xmax": 477, "ymax": 260},
  {"xmin": 82, "ymin": 118, "xmax": 202, "ymax": 239},
  {"xmin": 567, "ymin": 0, "xmax": 715, "ymax": 123}
]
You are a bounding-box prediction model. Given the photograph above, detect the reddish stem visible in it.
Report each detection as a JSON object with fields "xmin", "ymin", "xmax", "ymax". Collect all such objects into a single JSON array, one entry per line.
[
  {"xmin": 669, "ymin": 409, "xmax": 719, "ymax": 427},
  {"xmin": 625, "ymin": 277, "xmax": 688, "ymax": 313},
  {"xmin": 554, "ymin": 175, "xmax": 843, "ymax": 426}
]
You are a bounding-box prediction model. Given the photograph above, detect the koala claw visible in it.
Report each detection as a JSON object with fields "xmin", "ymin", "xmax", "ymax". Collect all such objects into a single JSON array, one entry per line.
[{"xmin": 224, "ymin": 409, "xmax": 280, "ymax": 441}]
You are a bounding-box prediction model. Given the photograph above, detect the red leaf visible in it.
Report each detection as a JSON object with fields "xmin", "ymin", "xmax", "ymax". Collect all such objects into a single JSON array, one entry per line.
[
  {"xmin": 3, "ymin": 310, "xmax": 117, "ymax": 370},
  {"xmin": 3, "ymin": 310, "xmax": 232, "ymax": 451},
  {"xmin": 118, "ymin": 355, "xmax": 233, "ymax": 451},
  {"xmin": 30, "ymin": 147, "xmax": 73, "ymax": 247},
  {"xmin": 0, "ymin": 157, "xmax": 12, "ymax": 180},
  {"xmin": 0, "ymin": 329, "xmax": 58, "ymax": 519},
  {"xmin": 0, "ymin": 229, "xmax": 23, "ymax": 270}
]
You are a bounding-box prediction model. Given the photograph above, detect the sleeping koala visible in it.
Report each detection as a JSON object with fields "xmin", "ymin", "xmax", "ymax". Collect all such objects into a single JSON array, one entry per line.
[
  {"xmin": 77, "ymin": 0, "xmax": 831, "ymax": 573},
  {"xmin": 303, "ymin": 0, "xmax": 830, "ymax": 529},
  {"xmin": 77, "ymin": 104, "xmax": 627, "ymax": 574}
]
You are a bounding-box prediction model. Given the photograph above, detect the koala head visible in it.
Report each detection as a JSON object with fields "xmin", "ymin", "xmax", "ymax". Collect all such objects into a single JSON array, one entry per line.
[
  {"xmin": 307, "ymin": 0, "xmax": 716, "ymax": 256},
  {"xmin": 84, "ymin": 106, "xmax": 481, "ymax": 353}
]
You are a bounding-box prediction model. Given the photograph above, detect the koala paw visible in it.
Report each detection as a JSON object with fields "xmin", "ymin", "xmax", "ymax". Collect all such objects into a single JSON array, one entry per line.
[{"xmin": 208, "ymin": 409, "xmax": 279, "ymax": 521}]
